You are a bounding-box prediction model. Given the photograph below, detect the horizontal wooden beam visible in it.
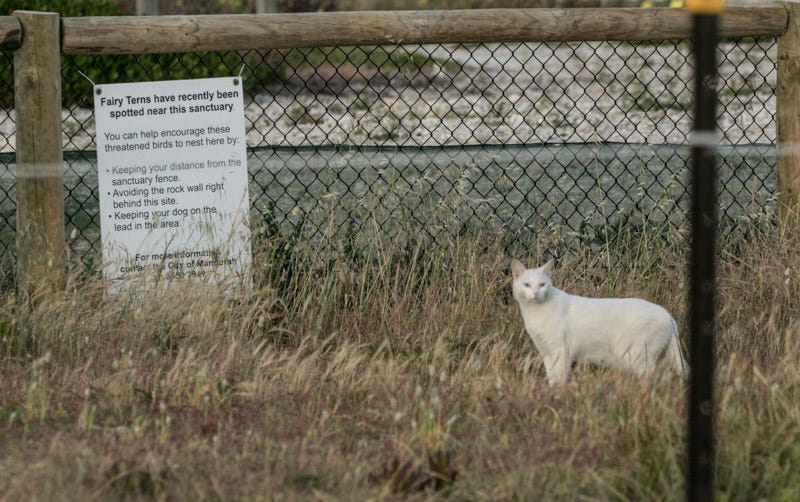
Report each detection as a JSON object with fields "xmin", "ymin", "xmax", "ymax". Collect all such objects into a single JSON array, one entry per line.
[
  {"xmin": 0, "ymin": 16, "xmax": 22, "ymax": 50},
  {"xmin": 61, "ymin": 7, "xmax": 787, "ymax": 55}
]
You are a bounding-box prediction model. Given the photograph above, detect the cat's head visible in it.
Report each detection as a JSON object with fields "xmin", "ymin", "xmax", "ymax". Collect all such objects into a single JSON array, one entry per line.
[{"xmin": 511, "ymin": 259, "xmax": 553, "ymax": 304}]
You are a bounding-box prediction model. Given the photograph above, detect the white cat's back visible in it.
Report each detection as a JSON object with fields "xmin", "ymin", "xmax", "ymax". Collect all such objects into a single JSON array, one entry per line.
[
  {"xmin": 564, "ymin": 295, "xmax": 676, "ymax": 366},
  {"xmin": 566, "ymin": 294, "xmax": 674, "ymax": 337}
]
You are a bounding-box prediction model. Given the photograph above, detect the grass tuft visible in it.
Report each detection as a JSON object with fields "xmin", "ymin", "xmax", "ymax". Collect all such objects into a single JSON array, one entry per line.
[{"xmin": 1, "ymin": 214, "xmax": 799, "ymax": 498}]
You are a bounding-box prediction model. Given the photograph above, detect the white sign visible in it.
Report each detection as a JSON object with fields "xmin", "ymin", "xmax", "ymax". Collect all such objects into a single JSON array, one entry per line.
[{"xmin": 95, "ymin": 77, "xmax": 251, "ymax": 290}]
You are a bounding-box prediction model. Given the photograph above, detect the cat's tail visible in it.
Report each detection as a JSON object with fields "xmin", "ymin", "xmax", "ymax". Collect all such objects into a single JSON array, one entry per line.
[{"xmin": 668, "ymin": 318, "xmax": 689, "ymax": 379}]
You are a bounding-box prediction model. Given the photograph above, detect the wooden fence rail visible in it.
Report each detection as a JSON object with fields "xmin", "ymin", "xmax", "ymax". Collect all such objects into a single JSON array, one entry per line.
[
  {"xmin": 58, "ymin": 7, "xmax": 787, "ymax": 54},
  {"xmin": 0, "ymin": 6, "xmax": 795, "ymax": 288},
  {"xmin": 0, "ymin": 7, "xmax": 789, "ymax": 54}
]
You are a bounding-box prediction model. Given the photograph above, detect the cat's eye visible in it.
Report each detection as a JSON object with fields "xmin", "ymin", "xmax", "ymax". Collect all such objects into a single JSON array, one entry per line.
[
  {"xmin": 539, "ymin": 282, "xmax": 546, "ymax": 287},
  {"xmin": 523, "ymin": 282, "xmax": 531, "ymax": 288}
]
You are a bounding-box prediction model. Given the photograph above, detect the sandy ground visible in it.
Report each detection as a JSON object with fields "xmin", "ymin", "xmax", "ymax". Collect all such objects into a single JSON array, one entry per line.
[{"xmin": 0, "ymin": 39, "xmax": 778, "ymax": 154}]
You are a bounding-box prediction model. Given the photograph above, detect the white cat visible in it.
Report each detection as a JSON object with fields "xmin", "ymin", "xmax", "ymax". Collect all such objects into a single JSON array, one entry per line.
[{"xmin": 511, "ymin": 259, "xmax": 688, "ymax": 385}]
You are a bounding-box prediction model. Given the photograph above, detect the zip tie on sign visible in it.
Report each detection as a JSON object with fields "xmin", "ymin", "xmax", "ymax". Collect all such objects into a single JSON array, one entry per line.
[{"xmin": 77, "ymin": 70, "xmax": 96, "ymax": 87}]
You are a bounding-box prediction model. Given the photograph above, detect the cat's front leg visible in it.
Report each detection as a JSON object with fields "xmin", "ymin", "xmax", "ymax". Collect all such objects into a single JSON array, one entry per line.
[{"xmin": 542, "ymin": 350, "xmax": 570, "ymax": 386}]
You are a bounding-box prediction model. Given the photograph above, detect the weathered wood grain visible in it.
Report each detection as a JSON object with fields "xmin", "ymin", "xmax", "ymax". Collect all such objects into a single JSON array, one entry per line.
[
  {"xmin": 14, "ymin": 11, "xmax": 65, "ymax": 291},
  {"xmin": 60, "ymin": 7, "xmax": 787, "ymax": 55},
  {"xmin": 778, "ymin": 2, "xmax": 800, "ymax": 219}
]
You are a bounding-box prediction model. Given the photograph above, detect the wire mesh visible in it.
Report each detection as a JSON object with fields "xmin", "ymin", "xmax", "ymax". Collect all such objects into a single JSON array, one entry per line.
[
  {"xmin": 0, "ymin": 37, "xmax": 778, "ymax": 269},
  {"xmin": 1, "ymin": 50, "xmax": 14, "ymax": 277}
]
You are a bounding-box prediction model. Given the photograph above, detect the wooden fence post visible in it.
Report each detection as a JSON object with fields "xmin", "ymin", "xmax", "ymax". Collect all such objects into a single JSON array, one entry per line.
[
  {"xmin": 13, "ymin": 10, "xmax": 65, "ymax": 292},
  {"xmin": 778, "ymin": 1, "xmax": 800, "ymax": 220}
]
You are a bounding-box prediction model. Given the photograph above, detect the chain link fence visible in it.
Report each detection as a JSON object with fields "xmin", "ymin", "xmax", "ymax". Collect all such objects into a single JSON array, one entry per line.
[{"xmin": 0, "ymin": 36, "xmax": 778, "ymax": 271}]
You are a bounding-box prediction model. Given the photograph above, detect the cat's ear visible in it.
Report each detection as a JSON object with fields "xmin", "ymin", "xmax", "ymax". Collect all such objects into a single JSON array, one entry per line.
[
  {"xmin": 542, "ymin": 260, "xmax": 554, "ymax": 277},
  {"xmin": 511, "ymin": 260, "xmax": 526, "ymax": 279}
]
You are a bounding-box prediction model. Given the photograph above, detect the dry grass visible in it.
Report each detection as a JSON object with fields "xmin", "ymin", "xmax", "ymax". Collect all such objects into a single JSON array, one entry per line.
[{"xmin": 1, "ymin": 216, "xmax": 799, "ymax": 500}]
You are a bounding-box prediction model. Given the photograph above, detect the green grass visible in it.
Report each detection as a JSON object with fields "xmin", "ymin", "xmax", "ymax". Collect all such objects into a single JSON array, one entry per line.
[{"xmin": 0, "ymin": 211, "xmax": 799, "ymax": 499}]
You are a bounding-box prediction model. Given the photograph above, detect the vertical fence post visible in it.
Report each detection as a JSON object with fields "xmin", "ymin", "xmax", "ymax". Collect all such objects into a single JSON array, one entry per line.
[
  {"xmin": 778, "ymin": 1, "xmax": 800, "ymax": 220},
  {"xmin": 13, "ymin": 10, "xmax": 64, "ymax": 292},
  {"xmin": 687, "ymin": 0, "xmax": 721, "ymax": 501}
]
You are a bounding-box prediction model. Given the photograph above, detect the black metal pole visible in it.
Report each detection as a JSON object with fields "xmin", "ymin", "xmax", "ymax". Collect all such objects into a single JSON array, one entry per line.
[{"xmin": 688, "ymin": 4, "xmax": 719, "ymax": 502}]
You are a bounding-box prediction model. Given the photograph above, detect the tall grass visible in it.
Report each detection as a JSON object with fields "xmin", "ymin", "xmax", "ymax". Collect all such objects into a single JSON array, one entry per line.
[{"xmin": 0, "ymin": 214, "xmax": 798, "ymax": 499}]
